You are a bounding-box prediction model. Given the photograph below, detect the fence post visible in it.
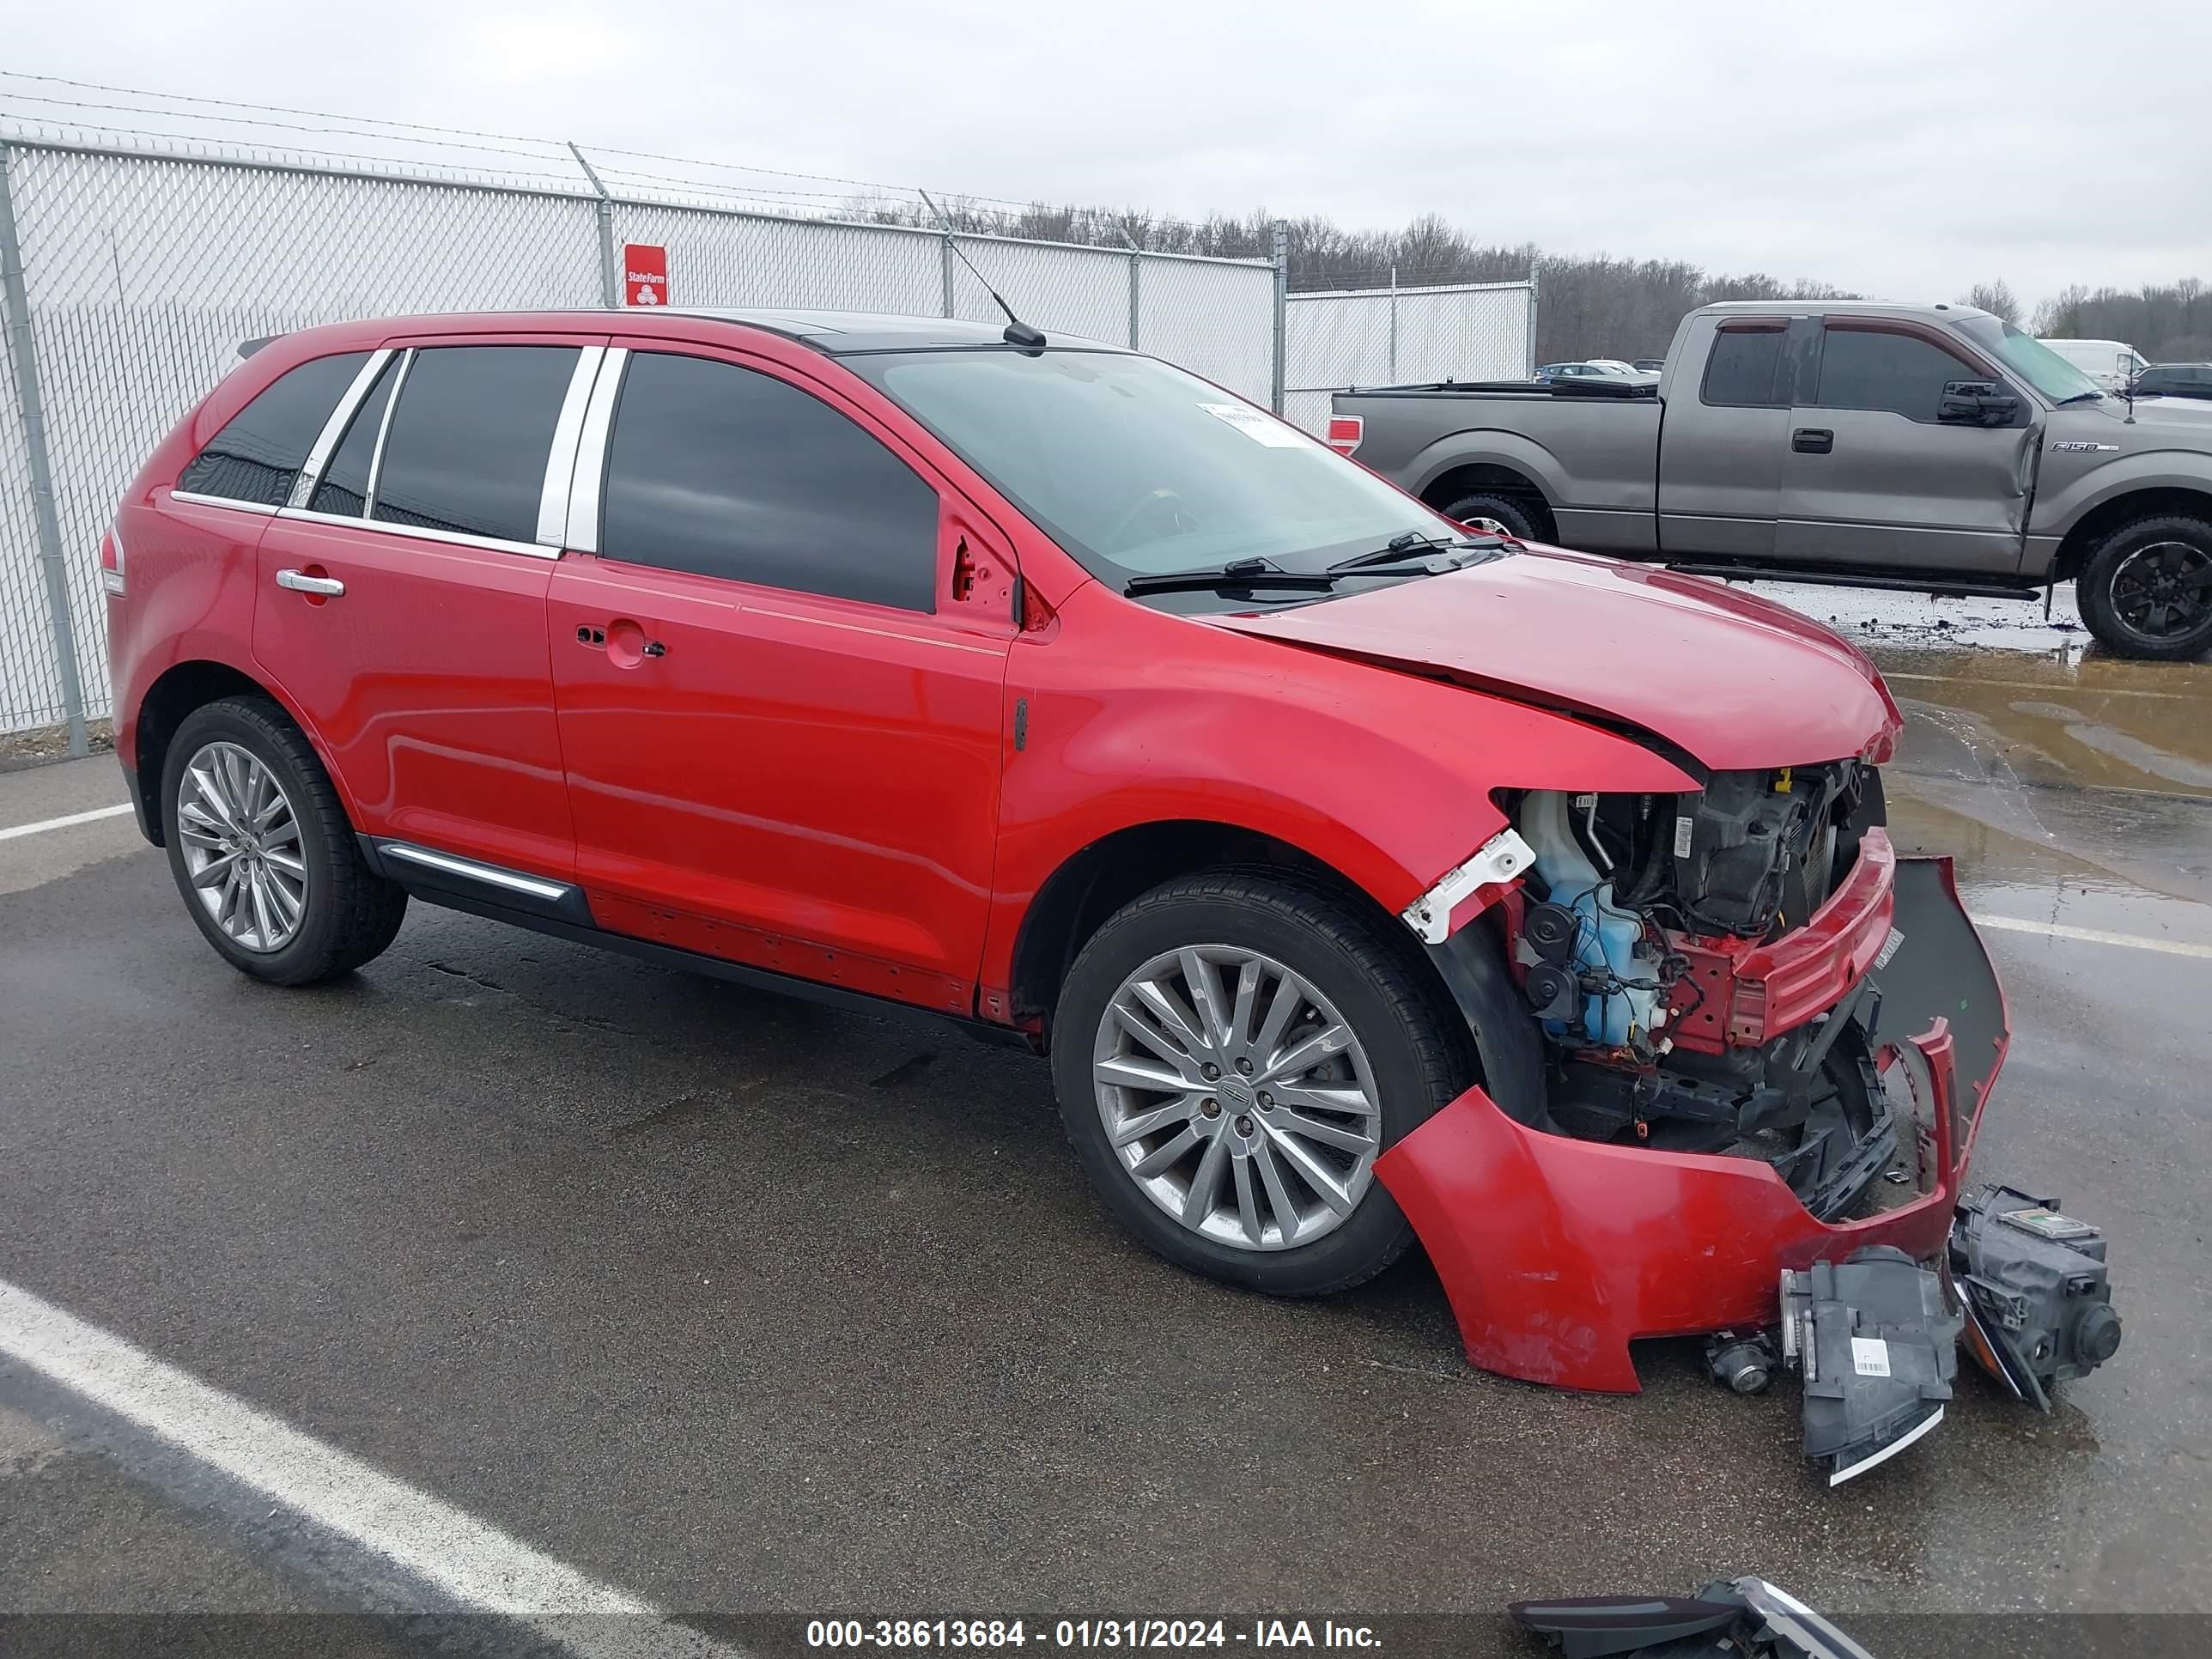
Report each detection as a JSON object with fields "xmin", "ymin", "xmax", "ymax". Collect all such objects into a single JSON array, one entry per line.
[
  {"xmin": 566, "ymin": 143, "xmax": 620, "ymax": 309},
  {"xmin": 1526, "ymin": 256, "xmax": 1540, "ymax": 377},
  {"xmin": 1388, "ymin": 264, "xmax": 1399, "ymax": 383},
  {"xmin": 1270, "ymin": 218, "xmax": 1289, "ymax": 414},
  {"xmin": 0, "ymin": 143, "xmax": 88, "ymax": 758},
  {"xmin": 1127, "ymin": 246, "xmax": 1141, "ymax": 351},
  {"xmin": 940, "ymin": 232, "xmax": 957, "ymax": 319}
]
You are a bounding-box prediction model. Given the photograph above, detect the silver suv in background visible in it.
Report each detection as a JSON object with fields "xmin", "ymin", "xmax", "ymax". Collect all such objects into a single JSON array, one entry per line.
[{"xmin": 1334, "ymin": 301, "xmax": 2212, "ymax": 659}]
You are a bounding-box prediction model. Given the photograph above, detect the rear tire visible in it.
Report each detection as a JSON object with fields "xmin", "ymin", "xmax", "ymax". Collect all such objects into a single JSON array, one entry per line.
[
  {"xmin": 161, "ymin": 696, "xmax": 406, "ymax": 986},
  {"xmin": 1438, "ymin": 491, "xmax": 1540, "ymax": 542},
  {"xmin": 2076, "ymin": 514, "xmax": 2212, "ymax": 660},
  {"xmin": 1050, "ymin": 871, "xmax": 1474, "ymax": 1297}
]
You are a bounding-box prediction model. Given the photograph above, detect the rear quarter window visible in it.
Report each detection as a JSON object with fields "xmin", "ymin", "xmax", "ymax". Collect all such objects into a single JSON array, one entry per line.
[
  {"xmin": 1700, "ymin": 327, "xmax": 1786, "ymax": 407},
  {"xmin": 176, "ymin": 352, "xmax": 370, "ymax": 507}
]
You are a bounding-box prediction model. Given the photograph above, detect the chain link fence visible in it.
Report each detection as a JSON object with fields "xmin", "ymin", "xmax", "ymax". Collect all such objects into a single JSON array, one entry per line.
[
  {"xmin": 0, "ymin": 132, "xmax": 1530, "ymax": 745},
  {"xmin": 1283, "ymin": 278, "xmax": 1538, "ymax": 434}
]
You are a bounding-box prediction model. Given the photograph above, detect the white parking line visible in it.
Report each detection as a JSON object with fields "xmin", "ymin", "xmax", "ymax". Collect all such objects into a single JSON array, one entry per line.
[
  {"xmin": 0, "ymin": 802, "xmax": 133, "ymax": 841},
  {"xmin": 0, "ymin": 1279, "xmax": 737, "ymax": 1658},
  {"xmin": 1969, "ymin": 912, "xmax": 2212, "ymax": 961}
]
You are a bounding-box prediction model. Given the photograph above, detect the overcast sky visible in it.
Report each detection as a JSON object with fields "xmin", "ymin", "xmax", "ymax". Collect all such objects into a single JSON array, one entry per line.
[{"xmin": 3, "ymin": 0, "xmax": 2208, "ymax": 309}]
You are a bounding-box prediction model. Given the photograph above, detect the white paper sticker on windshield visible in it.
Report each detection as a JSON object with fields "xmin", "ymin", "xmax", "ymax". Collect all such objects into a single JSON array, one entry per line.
[
  {"xmin": 1198, "ymin": 402, "xmax": 1306, "ymax": 447},
  {"xmin": 1851, "ymin": 1337, "xmax": 1893, "ymax": 1377}
]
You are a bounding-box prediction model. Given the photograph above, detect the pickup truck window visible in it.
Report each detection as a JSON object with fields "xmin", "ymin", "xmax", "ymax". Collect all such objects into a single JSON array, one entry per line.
[
  {"xmin": 1955, "ymin": 316, "xmax": 2101, "ymax": 404},
  {"xmin": 848, "ymin": 348, "xmax": 1451, "ymax": 593},
  {"xmin": 1813, "ymin": 327, "xmax": 1985, "ymax": 423},
  {"xmin": 1701, "ymin": 327, "xmax": 1787, "ymax": 408}
]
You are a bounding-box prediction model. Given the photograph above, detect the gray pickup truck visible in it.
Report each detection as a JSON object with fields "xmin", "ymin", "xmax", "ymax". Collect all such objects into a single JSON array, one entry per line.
[{"xmin": 1332, "ymin": 300, "xmax": 2212, "ymax": 659}]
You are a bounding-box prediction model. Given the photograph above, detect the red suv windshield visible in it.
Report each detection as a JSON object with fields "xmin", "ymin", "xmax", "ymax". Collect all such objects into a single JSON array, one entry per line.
[{"xmin": 844, "ymin": 348, "xmax": 1455, "ymax": 590}]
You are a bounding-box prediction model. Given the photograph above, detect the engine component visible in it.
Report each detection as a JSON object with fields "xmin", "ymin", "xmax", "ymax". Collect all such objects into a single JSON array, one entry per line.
[
  {"xmin": 1950, "ymin": 1184, "xmax": 2122, "ymax": 1411},
  {"xmin": 1781, "ymin": 1245, "xmax": 1959, "ymax": 1486},
  {"xmin": 1668, "ymin": 764, "xmax": 1862, "ymax": 939},
  {"xmin": 1524, "ymin": 962, "xmax": 1583, "ymax": 1023},
  {"xmin": 1705, "ymin": 1328, "xmax": 1779, "ymax": 1395},
  {"xmin": 1517, "ymin": 790, "xmax": 1666, "ymax": 1046},
  {"xmin": 1523, "ymin": 900, "xmax": 1579, "ymax": 962},
  {"xmin": 1510, "ymin": 1577, "xmax": 1876, "ymax": 1659}
]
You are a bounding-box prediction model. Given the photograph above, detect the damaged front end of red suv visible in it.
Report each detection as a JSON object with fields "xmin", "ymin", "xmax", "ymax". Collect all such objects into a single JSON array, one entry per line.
[{"xmin": 1375, "ymin": 765, "xmax": 2008, "ymax": 1398}]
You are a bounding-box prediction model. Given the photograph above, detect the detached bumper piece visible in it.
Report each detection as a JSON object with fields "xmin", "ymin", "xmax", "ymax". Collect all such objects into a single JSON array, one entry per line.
[
  {"xmin": 1781, "ymin": 1246, "xmax": 1959, "ymax": 1486},
  {"xmin": 1951, "ymin": 1184, "xmax": 2124, "ymax": 1410},
  {"xmin": 1510, "ymin": 1577, "xmax": 1875, "ymax": 1659}
]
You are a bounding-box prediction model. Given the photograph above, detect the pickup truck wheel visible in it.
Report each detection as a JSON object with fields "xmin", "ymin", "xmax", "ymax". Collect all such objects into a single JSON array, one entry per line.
[
  {"xmin": 1437, "ymin": 491, "xmax": 1538, "ymax": 541},
  {"xmin": 1051, "ymin": 872, "xmax": 1474, "ymax": 1297},
  {"xmin": 161, "ymin": 696, "xmax": 409, "ymax": 986},
  {"xmin": 2077, "ymin": 515, "xmax": 2212, "ymax": 660}
]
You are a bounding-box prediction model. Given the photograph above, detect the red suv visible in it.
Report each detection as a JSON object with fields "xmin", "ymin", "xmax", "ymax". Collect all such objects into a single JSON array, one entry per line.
[{"xmin": 107, "ymin": 309, "xmax": 2008, "ymax": 1390}]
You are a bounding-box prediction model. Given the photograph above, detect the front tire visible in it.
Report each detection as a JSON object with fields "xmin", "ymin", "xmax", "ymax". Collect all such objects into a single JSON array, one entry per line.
[
  {"xmin": 1051, "ymin": 872, "xmax": 1473, "ymax": 1297},
  {"xmin": 2076, "ymin": 514, "xmax": 2212, "ymax": 660},
  {"xmin": 161, "ymin": 696, "xmax": 407, "ymax": 985}
]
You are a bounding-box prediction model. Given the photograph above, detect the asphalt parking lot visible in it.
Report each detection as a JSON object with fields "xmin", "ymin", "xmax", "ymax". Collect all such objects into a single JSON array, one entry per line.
[{"xmin": 3, "ymin": 588, "xmax": 2209, "ymax": 1657}]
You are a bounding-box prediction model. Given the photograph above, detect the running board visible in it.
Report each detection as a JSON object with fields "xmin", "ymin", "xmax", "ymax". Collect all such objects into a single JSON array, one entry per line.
[{"xmin": 1663, "ymin": 562, "xmax": 2041, "ymax": 600}]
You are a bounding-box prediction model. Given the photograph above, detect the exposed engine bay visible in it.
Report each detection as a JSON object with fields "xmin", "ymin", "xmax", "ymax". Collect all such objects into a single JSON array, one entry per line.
[{"xmin": 1501, "ymin": 760, "xmax": 1895, "ymax": 1219}]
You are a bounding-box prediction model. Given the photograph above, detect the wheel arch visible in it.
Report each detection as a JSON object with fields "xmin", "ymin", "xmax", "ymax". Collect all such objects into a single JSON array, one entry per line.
[
  {"xmin": 131, "ymin": 659, "xmax": 331, "ymax": 847},
  {"xmin": 1006, "ymin": 818, "xmax": 1450, "ymax": 1041},
  {"xmin": 2051, "ymin": 483, "xmax": 2212, "ymax": 581},
  {"xmin": 1416, "ymin": 460, "xmax": 1559, "ymax": 542}
]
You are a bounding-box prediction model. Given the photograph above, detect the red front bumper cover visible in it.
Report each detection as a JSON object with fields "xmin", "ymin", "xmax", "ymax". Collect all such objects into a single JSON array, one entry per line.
[{"xmin": 1376, "ymin": 856, "xmax": 2008, "ymax": 1394}]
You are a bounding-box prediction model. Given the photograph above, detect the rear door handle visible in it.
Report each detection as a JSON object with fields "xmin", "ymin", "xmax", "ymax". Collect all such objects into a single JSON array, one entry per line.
[
  {"xmin": 275, "ymin": 568, "xmax": 345, "ymax": 597},
  {"xmin": 1792, "ymin": 428, "xmax": 1834, "ymax": 454}
]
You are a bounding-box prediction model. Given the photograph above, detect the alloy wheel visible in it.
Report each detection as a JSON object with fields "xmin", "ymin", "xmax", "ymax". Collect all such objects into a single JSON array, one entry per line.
[
  {"xmin": 176, "ymin": 740, "xmax": 307, "ymax": 952},
  {"xmin": 2110, "ymin": 539, "xmax": 2212, "ymax": 642},
  {"xmin": 1091, "ymin": 945, "xmax": 1382, "ymax": 1251}
]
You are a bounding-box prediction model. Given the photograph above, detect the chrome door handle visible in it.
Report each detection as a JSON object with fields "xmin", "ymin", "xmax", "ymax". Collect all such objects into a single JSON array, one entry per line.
[{"xmin": 275, "ymin": 568, "xmax": 345, "ymax": 598}]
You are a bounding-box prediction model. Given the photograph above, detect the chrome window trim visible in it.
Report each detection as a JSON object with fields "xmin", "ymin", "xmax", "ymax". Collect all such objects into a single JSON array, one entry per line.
[
  {"xmin": 287, "ymin": 348, "xmax": 395, "ymax": 509},
  {"xmin": 360, "ymin": 346, "xmax": 415, "ymax": 520},
  {"xmin": 170, "ymin": 491, "xmax": 281, "ymax": 516},
  {"xmin": 539, "ymin": 345, "xmax": 607, "ymax": 548},
  {"xmin": 273, "ymin": 504, "xmax": 561, "ymax": 562},
  {"xmin": 564, "ymin": 346, "xmax": 627, "ymax": 555},
  {"xmin": 379, "ymin": 842, "xmax": 573, "ymax": 902}
]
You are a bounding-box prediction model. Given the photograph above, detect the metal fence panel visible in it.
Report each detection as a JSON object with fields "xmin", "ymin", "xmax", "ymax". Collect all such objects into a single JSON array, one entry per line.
[
  {"xmin": 610, "ymin": 204, "xmax": 944, "ymax": 314},
  {"xmin": 1283, "ymin": 279, "xmax": 1534, "ymax": 434},
  {"xmin": 1136, "ymin": 255, "xmax": 1278, "ymax": 407},
  {"xmin": 0, "ymin": 143, "xmax": 602, "ymax": 733},
  {"xmin": 948, "ymin": 234, "xmax": 1133, "ymax": 346},
  {"xmin": 0, "ymin": 135, "xmax": 1283, "ymax": 736}
]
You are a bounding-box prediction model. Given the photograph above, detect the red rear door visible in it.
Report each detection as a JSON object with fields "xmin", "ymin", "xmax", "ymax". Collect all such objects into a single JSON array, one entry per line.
[
  {"xmin": 252, "ymin": 336, "xmax": 605, "ymax": 880},
  {"xmin": 546, "ymin": 342, "xmax": 1018, "ymax": 1013}
]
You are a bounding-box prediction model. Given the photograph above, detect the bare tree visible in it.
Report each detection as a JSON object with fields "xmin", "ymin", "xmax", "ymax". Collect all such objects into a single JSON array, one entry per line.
[{"xmin": 1961, "ymin": 281, "xmax": 2023, "ymax": 325}]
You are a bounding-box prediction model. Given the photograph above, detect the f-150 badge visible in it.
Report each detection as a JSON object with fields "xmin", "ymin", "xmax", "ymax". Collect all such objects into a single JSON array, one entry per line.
[{"xmin": 2052, "ymin": 441, "xmax": 2121, "ymax": 452}]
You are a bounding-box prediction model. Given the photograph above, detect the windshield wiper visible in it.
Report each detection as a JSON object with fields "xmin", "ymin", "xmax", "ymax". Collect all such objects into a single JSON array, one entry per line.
[
  {"xmin": 2056, "ymin": 390, "xmax": 2106, "ymax": 405},
  {"xmin": 1327, "ymin": 530, "xmax": 1507, "ymax": 572},
  {"xmin": 1122, "ymin": 557, "xmax": 1340, "ymax": 598}
]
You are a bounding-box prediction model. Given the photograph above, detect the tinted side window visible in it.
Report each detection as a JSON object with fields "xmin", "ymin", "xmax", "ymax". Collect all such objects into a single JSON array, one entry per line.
[
  {"xmin": 308, "ymin": 355, "xmax": 400, "ymax": 518},
  {"xmin": 1700, "ymin": 328, "xmax": 1785, "ymax": 407},
  {"xmin": 1814, "ymin": 329, "xmax": 1981, "ymax": 422},
  {"xmin": 373, "ymin": 346, "xmax": 580, "ymax": 544},
  {"xmin": 176, "ymin": 352, "xmax": 368, "ymax": 507},
  {"xmin": 599, "ymin": 352, "xmax": 941, "ymax": 612}
]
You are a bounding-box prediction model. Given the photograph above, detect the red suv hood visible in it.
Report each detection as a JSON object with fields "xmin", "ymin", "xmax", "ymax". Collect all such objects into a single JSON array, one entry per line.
[{"xmin": 1207, "ymin": 547, "xmax": 1901, "ymax": 772}]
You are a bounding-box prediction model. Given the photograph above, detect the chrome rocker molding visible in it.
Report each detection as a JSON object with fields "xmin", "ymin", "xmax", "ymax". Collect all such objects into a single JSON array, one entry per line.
[
  {"xmin": 362, "ymin": 836, "xmax": 1029, "ymax": 1048},
  {"xmin": 363, "ymin": 839, "xmax": 592, "ymax": 926}
]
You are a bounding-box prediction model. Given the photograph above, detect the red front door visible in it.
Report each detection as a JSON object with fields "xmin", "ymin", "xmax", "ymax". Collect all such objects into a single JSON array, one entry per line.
[{"xmin": 546, "ymin": 343, "xmax": 1018, "ymax": 1013}]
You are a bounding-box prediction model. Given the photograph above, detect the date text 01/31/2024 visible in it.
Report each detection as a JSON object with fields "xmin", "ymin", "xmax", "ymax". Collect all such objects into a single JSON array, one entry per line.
[{"xmin": 805, "ymin": 1621, "xmax": 1383, "ymax": 1650}]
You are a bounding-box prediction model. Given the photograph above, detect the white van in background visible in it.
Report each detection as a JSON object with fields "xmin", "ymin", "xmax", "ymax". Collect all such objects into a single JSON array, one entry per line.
[{"xmin": 2037, "ymin": 337, "xmax": 2149, "ymax": 391}]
